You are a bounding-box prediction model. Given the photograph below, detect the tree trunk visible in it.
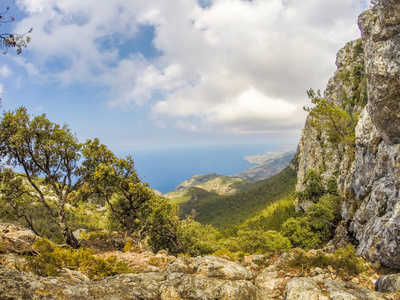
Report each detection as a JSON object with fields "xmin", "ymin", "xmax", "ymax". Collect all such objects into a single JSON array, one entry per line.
[{"xmin": 60, "ymin": 223, "xmax": 80, "ymax": 249}]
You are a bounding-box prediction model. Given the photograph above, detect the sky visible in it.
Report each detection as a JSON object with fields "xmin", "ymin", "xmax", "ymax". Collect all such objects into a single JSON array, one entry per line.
[{"xmin": 0, "ymin": 0, "xmax": 371, "ymax": 153}]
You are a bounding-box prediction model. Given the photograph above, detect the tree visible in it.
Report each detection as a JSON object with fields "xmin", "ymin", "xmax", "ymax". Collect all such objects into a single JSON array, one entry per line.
[
  {"xmin": 304, "ymin": 89, "xmax": 356, "ymax": 150},
  {"xmin": 0, "ymin": 107, "xmax": 83, "ymax": 248},
  {"xmin": 0, "ymin": 5, "xmax": 32, "ymax": 54},
  {"xmin": 295, "ymin": 169, "xmax": 326, "ymax": 203},
  {"xmin": 81, "ymin": 138, "xmax": 184, "ymax": 253}
]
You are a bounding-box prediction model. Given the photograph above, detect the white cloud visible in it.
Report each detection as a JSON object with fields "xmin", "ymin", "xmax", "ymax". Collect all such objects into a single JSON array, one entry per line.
[
  {"xmin": 0, "ymin": 66, "xmax": 12, "ymax": 77},
  {"xmin": 14, "ymin": 0, "xmax": 369, "ymax": 136}
]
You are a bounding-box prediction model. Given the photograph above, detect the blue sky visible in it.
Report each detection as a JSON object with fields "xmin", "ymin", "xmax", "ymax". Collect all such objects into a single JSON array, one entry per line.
[{"xmin": 0, "ymin": 0, "xmax": 370, "ymax": 153}]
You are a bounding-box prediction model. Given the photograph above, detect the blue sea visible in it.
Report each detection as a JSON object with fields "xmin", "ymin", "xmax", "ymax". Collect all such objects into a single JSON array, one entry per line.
[{"xmin": 119, "ymin": 143, "xmax": 281, "ymax": 194}]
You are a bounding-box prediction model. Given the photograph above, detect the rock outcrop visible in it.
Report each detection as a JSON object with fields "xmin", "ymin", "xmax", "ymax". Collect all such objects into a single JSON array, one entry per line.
[
  {"xmin": 0, "ymin": 223, "xmax": 38, "ymax": 254},
  {"xmin": 296, "ymin": 0, "xmax": 400, "ymax": 270},
  {"xmin": 2, "ymin": 248, "xmax": 400, "ymax": 300}
]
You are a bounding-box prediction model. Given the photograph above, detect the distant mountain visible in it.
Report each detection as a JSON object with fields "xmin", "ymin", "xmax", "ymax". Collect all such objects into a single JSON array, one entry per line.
[
  {"xmin": 165, "ymin": 144, "xmax": 296, "ymax": 202},
  {"xmin": 235, "ymin": 150, "xmax": 296, "ymax": 181},
  {"xmin": 165, "ymin": 174, "xmax": 252, "ymax": 204}
]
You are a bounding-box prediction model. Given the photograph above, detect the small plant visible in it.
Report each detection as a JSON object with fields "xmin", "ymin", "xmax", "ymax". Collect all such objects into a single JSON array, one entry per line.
[
  {"xmin": 0, "ymin": 242, "xmax": 5, "ymax": 254},
  {"xmin": 252, "ymin": 255, "xmax": 269, "ymax": 267},
  {"xmin": 333, "ymin": 244, "xmax": 366, "ymax": 276},
  {"xmin": 147, "ymin": 257, "xmax": 160, "ymax": 266},
  {"xmin": 177, "ymin": 253, "xmax": 191, "ymax": 258},
  {"xmin": 211, "ymin": 249, "xmax": 250, "ymax": 262},
  {"xmin": 287, "ymin": 244, "xmax": 366, "ymax": 276},
  {"xmin": 123, "ymin": 240, "xmax": 133, "ymax": 252},
  {"xmin": 26, "ymin": 238, "xmax": 135, "ymax": 279},
  {"xmin": 80, "ymin": 231, "xmax": 110, "ymax": 240}
]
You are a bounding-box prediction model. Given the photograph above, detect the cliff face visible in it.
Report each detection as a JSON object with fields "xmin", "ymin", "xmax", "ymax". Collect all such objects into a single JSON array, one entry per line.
[{"xmin": 296, "ymin": 0, "xmax": 400, "ymax": 269}]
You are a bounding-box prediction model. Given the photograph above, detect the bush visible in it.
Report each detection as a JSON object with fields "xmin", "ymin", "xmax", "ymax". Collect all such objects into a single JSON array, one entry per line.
[
  {"xmin": 177, "ymin": 217, "xmax": 222, "ymax": 256},
  {"xmin": 287, "ymin": 244, "xmax": 366, "ymax": 276},
  {"xmin": 211, "ymin": 249, "xmax": 249, "ymax": 262},
  {"xmin": 26, "ymin": 238, "xmax": 135, "ymax": 279},
  {"xmin": 282, "ymin": 217, "xmax": 322, "ymax": 251},
  {"xmin": 283, "ymin": 192, "xmax": 342, "ymax": 251},
  {"xmin": 333, "ymin": 244, "xmax": 366, "ymax": 276}
]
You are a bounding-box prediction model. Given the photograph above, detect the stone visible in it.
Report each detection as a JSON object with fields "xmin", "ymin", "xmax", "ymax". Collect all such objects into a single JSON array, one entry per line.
[
  {"xmin": 324, "ymin": 280, "xmax": 386, "ymax": 300},
  {"xmin": 284, "ymin": 277, "xmax": 325, "ymax": 300},
  {"xmin": 359, "ymin": 0, "xmax": 400, "ymax": 144},
  {"xmin": 0, "ymin": 223, "xmax": 38, "ymax": 255},
  {"xmin": 375, "ymin": 273, "xmax": 400, "ymax": 293},
  {"xmin": 295, "ymin": 0, "xmax": 400, "ymax": 270},
  {"xmin": 192, "ymin": 256, "xmax": 253, "ymax": 280},
  {"xmin": 0, "ymin": 265, "xmax": 163, "ymax": 300},
  {"xmin": 254, "ymin": 265, "xmax": 287, "ymax": 299},
  {"xmin": 160, "ymin": 273, "xmax": 259, "ymax": 300}
]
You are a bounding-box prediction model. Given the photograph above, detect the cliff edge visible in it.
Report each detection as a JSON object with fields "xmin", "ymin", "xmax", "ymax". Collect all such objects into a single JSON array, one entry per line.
[{"xmin": 296, "ymin": 0, "xmax": 400, "ymax": 270}]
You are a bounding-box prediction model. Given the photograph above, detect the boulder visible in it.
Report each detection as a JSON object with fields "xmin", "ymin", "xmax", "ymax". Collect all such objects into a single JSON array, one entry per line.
[
  {"xmin": 0, "ymin": 223, "xmax": 38, "ymax": 254},
  {"xmin": 324, "ymin": 280, "xmax": 386, "ymax": 300},
  {"xmin": 0, "ymin": 265, "xmax": 163, "ymax": 300},
  {"xmin": 160, "ymin": 273, "xmax": 259, "ymax": 300},
  {"xmin": 254, "ymin": 265, "xmax": 288, "ymax": 299},
  {"xmin": 375, "ymin": 273, "xmax": 400, "ymax": 293},
  {"xmin": 284, "ymin": 277, "xmax": 327, "ymax": 300}
]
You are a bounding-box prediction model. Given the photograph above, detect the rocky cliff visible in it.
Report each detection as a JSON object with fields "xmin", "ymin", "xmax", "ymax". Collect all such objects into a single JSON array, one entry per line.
[{"xmin": 296, "ymin": 0, "xmax": 400, "ymax": 270}]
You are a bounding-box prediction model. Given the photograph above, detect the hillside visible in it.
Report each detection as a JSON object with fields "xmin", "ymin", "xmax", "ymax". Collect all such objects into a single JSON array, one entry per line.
[
  {"xmin": 236, "ymin": 150, "xmax": 295, "ymax": 181},
  {"xmin": 165, "ymin": 146, "xmax": 296, "ymax": 204},
  {"xmin": 179, "ymin": 166, "xmax": 297, "ymax": 229},
  {"xmin": 166, "ymin": 173, "xmax": 252, "ymax": 204}
]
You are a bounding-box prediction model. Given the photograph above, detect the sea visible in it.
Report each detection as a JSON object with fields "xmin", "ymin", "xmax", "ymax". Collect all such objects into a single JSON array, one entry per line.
[{"xmin": 119, "ymin": 143, "xmax": 282, "ymax": 194}]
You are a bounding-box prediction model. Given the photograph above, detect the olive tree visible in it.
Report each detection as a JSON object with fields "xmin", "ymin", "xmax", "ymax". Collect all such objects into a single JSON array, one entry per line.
[
  {"xmin": 0, "ymin": 107, "xmax": 83, "ymax": 248},
  {"xmin": 81, "ymin": 139, "xmax": 184, "ymax": 253}
]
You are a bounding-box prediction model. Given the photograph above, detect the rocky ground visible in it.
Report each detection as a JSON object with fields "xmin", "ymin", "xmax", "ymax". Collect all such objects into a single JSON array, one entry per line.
[{"xmin": 1, "ymin": 223, "xmax": 400, "ymax": 299}]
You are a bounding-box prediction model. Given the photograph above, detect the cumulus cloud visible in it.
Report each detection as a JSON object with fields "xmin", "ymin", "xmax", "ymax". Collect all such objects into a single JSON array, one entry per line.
[{"xmin": 13, "ymin": 0, "xmax": 369, "ymax": 135}]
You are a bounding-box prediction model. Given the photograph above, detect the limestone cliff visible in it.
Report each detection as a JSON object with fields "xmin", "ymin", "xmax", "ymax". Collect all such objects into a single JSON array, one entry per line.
[{"xmin": 296, "ymin": 0, "xmax": 400, "ymax": 269}]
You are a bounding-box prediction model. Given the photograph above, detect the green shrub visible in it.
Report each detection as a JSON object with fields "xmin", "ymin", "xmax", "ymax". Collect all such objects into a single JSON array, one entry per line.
[
  {"xmin": 0, "ymin": 242, "xmax": 6, "ymax": 254},
  {"xmin": 282, "ymin": 217, "xmax": 322, "ymax": 250},
  {"xmin": 177, "ymin": 217, "xmax": 222, "ymax": 256},
  {"xmin": 27, "ymin": 238, "xmax": 135, "ymax": 278},
  {"xmin": 211, "ymin": 249, "xmax": 249, "ymax": 262},
  {"xmin": 333, "ymin": 244, "xmax": 366, "ymax": 276},
  {"xmin": 287, "ymin": 244, "xmax": 366, "ymax": 276}
]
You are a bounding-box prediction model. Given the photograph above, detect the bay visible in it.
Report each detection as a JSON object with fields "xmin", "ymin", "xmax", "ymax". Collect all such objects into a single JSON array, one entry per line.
[{"xmin": 120, "ymin": 143, "xmax": 281, "ymax": 194}]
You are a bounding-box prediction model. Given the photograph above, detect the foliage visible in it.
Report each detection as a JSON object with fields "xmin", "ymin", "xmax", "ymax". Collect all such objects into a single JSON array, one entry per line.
[
  {"xmin": 333, "ymin": 244, "xmax": 367, "ymax": 275},
  {"xmin": 352, "ymin": 39, "xmax": 364, "ymax": 61},
  {"xmin": 295, "ymin": 168, "xmax": 338, "ymax": 204},
  {"xmin": 80, "ymin": 138, "xmax": 185, "ymax": 254},
  {"xmin": 0, "ymin": 107, "xmax": 84, "ymax": 248},
  {"xmin": 295, "ymin": 169, "xmax": 326, "ymax": 203},
  {"xmin": 145, "ymin": 197, "xmax": 184, "ymax": 254},
  {"xmin": 287, "ymin": 244, "xmax": 366, "ymax": 276},
  {"xmin": 176, "ymin": 217, "xmax": 221, "ymax": 256},
  {"xmin": 0, "ymin": 5, "xmax": 32, "ymax": 54},
  {"xmin": 241, "ymin": 196, "xmax": 298, "ymax": 233},
  {"xmin": 304, "ymin": 89, "xmax": 356, "ymax": 149},
  {"xmin": 180, "ymin": 167, "xmax": 297, "ymax": 229},
  {"xmin": 223, "ymin": 229, "xmax": 292, "ymax": 254},
  {"xmin": 26, "ymin": 238, "xmax": 135, "ymax": 279},
  {"xmin": 211, "ymin": 249, "xmax": 250, "ymax": 262},
  {"xmin": 282, "ymin": 193, "xmax": 342, "ymax": 250},
  {"xmin": 282, "ymin": 218, "xmax": 322, "ymax": 250}
]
